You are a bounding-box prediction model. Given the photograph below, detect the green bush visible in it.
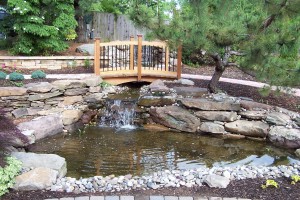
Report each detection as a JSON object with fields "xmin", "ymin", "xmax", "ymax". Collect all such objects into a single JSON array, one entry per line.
[
  {"xmin": 9, "ymin": 72, "xmax": 24, "ymax": 81},
  {"xmin": 0, "ymin": 71, "xmax": 7, "ymax": 80},
  {"xmin": 31, "ymin": 70, "xmax": 46, "ymax": 79},
  {"xmin": 0, "ymin": 157, "xmax": 22, "ymax": 196}
]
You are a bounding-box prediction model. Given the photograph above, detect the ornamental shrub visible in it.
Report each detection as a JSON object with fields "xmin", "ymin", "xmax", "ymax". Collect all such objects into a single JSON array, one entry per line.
[
  {"xmin": 31, "ymin": 70, "xmax": 46, "ymax": 79},
  {"xmin": 0, "ymin": 157, "xmax": 22, "ymax": 196},
  {"xmin": 0, "ymin": 71, "xmax": 7, "ymax": 80},
  {"xmin": 9, "ymin": 72, "xmax": 24, "ymax": 81}
]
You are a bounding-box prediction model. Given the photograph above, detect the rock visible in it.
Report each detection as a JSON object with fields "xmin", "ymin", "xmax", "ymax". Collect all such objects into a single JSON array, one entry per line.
[
  {"xmin": 143, "ymin": 124, "xmax": 170, "ymax": 132},
  {"xmin": 12, "ymin": 108, "xmax": 28, "ymax": 118},
  {"xmin": 240, "ymin": 100, "xmax": 273, "ymax": 111},
  {"xmin": 180, "ymin": 98, "xmax": 240, "ymax": 111},
  {"xmin": 25, "ymin": 82, "xmax": 53, "ymax": 93},
  {"xmin": 27, "ymin": 107, "xmax": 43, "ymax": 116},
  {"xmin": 62, "ymin": 96, "xmax": 83, "ymax": 106},
  {"xmin": 64, "ymin": 88, "xmax": 88, "ymax": 96},
  {"xmin": 239, "ymin": 111, "xmax": 267, "ymax": 120},
  {"xmin": 28, "ymin": 91, "xmax": 63, "ymax": 101},
  {"xmin": 295, "ymin": 117, "xmax": 300, "ymax": 127},
  {"xmin": 82, "ymin": 76, "xmax": 103, "ymax": 87},
  {"xmin": 0, "ymin": 130, "xmax": 30, "ymax": 147},
  {"xmin": 266, "ymin": 112, "xmax": 291, "ymax": 126},
  {"xmin": 62, "ymin": 110, "xmax": 83, "ymax": 125},
  {"xmin": 138, "ymin": 96, "xmax": 176, "ymax": 107},
  {"xmin": 199, "ymin": 122, "xmax": 225, "ymax": 134},
  {"xmin": 174, "ymin": 87, "xmax": 208, "ymax": 97},
  {"xmin": 222, "ymin": 133, "xmax": 246, "ymax": 140},
  {"xmin": 11, "ymin": 152, "xmax": 67, "ymax": 178},
  {"xmin": 149, "ymin": 80, "xmax": 170, "ymax": 93},
  {"xmin": 17, "ymin": 114, "xmax": 63, "ymax": 140},
  {"xmin": 76, "ymin": 44, "xmax": 94, "ymax": 55},
  {"xmin": 149, "ymin": 106, "xmax": 200, "ymax": 133},
  {"xmin": 204, "ymin": 174, "xmax": 230, "ymax": 188},
  {"xmin": 0, "ymin": 87, "xmax": 27, "ymax": 97},
  {"xmin": 64, "ymin": 121, "xmax": 84, "ymax": 132},
  {"xmin": 81, "ymin": 110, "xmax": 98, "ymax": 124},
  {"xmin": 295, "ymin": 149, "xmax": 300, "ymax": 158},
  {"xmin": 14, "ymin": 167, "xmax": 58, "ymax": 191},
  {"xmin": 89, "ymin": 86, "xmax": 101, "ymax": 93},
  {"xmin": 225, "ymin": 120, "xmax": 269, "ymax": 138},
  {"xmin": 37, "ymin": 108, "xmax": 64, "ymax": 116},
  {"xmin": 21, "ymin": 130, "xmax": 35, "ymax": 144},
  {"xmin": 84, "ymin": 93, "xmax": 105, "ymax": 103},
  {"xmin": 268, "ymin": 126, "xmax": 300, "ymax": 148},
  {"xmin": 195, "ymin": 111, "xmax": 238, "ymax": 122},
  {"xmin": 52, "ymin": 80, "xmax": 87, "ymax": 90},
  {"xmin": 178, "ymin": 78, "xmax": 194, "ymax": 86}
]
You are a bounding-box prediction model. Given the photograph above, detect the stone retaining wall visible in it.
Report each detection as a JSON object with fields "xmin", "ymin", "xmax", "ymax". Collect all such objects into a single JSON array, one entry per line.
[{"xmin": 0, "ymin": 56, "xmax": 94, "ymax": 69}]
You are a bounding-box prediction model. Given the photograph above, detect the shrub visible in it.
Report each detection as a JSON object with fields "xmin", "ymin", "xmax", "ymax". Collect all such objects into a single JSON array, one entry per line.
[
  {"xmin": 31, "ymin": 70, "xmax": 46, "ymax": 79},
  {"xmin": 0, "ymin": 71, "xmax": 7, "ymax": 80},
  {"xmin": 0, "ymin": 157, "xmax": 22, "ymax": 196},
  {"xmin": 8, "ymin": 72, "xmax": 24, "ymax": 81},
  {"xmin": 84, "ymin": 59, "xmax": 91, "ymax": 68}
]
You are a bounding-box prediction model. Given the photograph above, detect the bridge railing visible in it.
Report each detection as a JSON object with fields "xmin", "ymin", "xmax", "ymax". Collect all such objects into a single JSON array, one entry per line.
[{"xmin": 94, "ymin": 35, "xmax": 182, "ymax": 82}]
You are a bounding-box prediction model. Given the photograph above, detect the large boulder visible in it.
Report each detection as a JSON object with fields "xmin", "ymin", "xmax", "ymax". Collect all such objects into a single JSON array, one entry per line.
[
  {"xmin": 17, "ymin": 114, "xmax": 63, "ymax": 140},
  {"xmin": 62, "ymin": 110, "xmax": 83, "ymax": 125},
  {"xmin": 199, "ymin": 122, "xmax": 225, "ymax": 134},
  {"xmin": 195, "ymin": 111, "xmax": 238, "ymax": 122},
  {"xmin": 174, "ymin": 87, "xmax": 208, "ymax": 97},
  {"xmin": 0, "ymin": 87, "xmax": 27, "ymax": 97},
  {"xmin": 51, "ymin": 80, "xmax": 87, "ymax": 90},
  {"xmin": 180, "ymin": 98, "xmax": 240, "ymax": 111},
  {"xmin": 25, "ymin": 82, "xmax": 53, "ymax": 93},
  {"xmin": 268, "ymin": 126, "xmax": 300, "ymax": 148},
  {"xmin": 149, "ymin": 106, "xmax": 200, "ymax": 132},
  {"xmin": 266, "ymin": 112, "xmax": 291, "ymax": 126},
  {"xmin": 204, "ymin": 174, "xmax": 230, "ymax": 188},
  {"xmin": 11, "ymin": 152, "xmax": 67, "ymax": 178},
  {"xmin": 225, "ymin": 120, "xmax": 269, "ymax": 138},
  {"xmin": 138, "ymin": 95, "xmax": 176, "ymax": 107},
  {"xmin": 14, "ymin": 167, "xmax": 58, "ymax": 191}
]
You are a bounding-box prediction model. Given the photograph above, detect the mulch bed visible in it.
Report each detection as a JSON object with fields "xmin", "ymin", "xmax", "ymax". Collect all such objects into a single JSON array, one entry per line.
[{"xmin": 2, "ymin": 177, "xmax": 300, "ymax": 200}]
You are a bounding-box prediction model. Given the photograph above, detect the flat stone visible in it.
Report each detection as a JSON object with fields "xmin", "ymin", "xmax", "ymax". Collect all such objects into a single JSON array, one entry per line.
[
  {"xmin": 0, "ymin": 87, "xmax": 27, "ymax": 97},
  {"xmin": 195, "ymin": 111, "xmax": 238, "ymax": 122},
  {"xmin": 12, "ymin": 108, "xmax": 28, "ymax": 118},
  {"xmin": 266, "ymin": 112, "xmax": 291, "ymax": 126},
  {"xmin": 17, "ymin": 114, "xmax": 63, "ymax": 140},
  {"xmin": 62, "ymin": 110, "xmax": 83, "ymax": 125},
  {"xmin": 25, "ymin": 82, "xmax": 53, "ymax": 93},
  {"xmin": 14, "ymin": 167, "xmax": 58, "ymax": 191},
  {"xmin": 225, "ymin": 120, "xmax": 269, "ymax": 138},
  {"xmin": 89, "ymin": 86, "xmax": 101, "ymax": 93},
  {"xmin": 149, "ymin": 79, "xmax": 170, "ymax": 93},
  {"xmin": 180, "ymin": 98, "xmax": 240, "ymax": 111},
  {"xmin": 28, "ymin": 91, "xmax": 63, "ymax": 101},
  {"xmin": 204, "ymin": 174, "xmax": 230, "ymax": 188},
  {"xmin": 295, "ymin": 149, "xmax": 300, "ymax": 158},
  {"xmin": 135, "ymin": 196, "xmax": 150, "ymax": 200},
  {"xmin": 75, "ymin": 197, "xmax": 90, "ymax": 200},
  {"xmin": 84, "ymin": 93, "xmax": 105, "ymax": 103},
  {"xmin": 239, "ymin": 111, "xmax": 267, "ymax": 120},
  {"xmin": 64, "ymin": 88, "xmax": 88, "ymax": 96},
  {"xmin": 82, "ymin": 76, "xmax": 103, "ymax": 87},
  {"xmin": 194, "ymin": 197, "xmax": 208, "ymax": 200},
  {"xmin": 27, "ymin": 107, "xmax": 43, "ymax": 116},
  {"xmin": 11, "ymin": 152, "xmax": 67, "ymax": 178},
  {"xmin": 37, "ymin": 108, "xmax": 64, "ymax": 115},
  {"xmin": 150, "ymin": 196, "xmax": 164, "ymax": 200},
  {"xmin": 138, "ymin": 96, "xmax": 176, "ymax": 107},
  {"xmin": 21, "ymin": 130, "xmax": 35, "ymax": 144},
  {"xmin": 165, "ymin": 196, "xmax": 179, "ymax": 200},
  {"xmin": 90, "ymin": 197, "xmax": 105, "ymax": 200},
  {"xmin": 222, "ymin": 133, "xmax": 246, "ymax": 140},
  {"xmin": 179, "ymin": 197, "xmax": 193, "ymax": 200},
  {"xmin": 52, "ymin": 80, "xmax": 87, "ymax": 90},
  {"xmin": 63, "ymin": 96, "xmax": 84, "ymax": 105},
  {"xmin": 174, "ymin": 87, "xmax": 207, "ymax": 97},
  {"xmin": 200, "ymin": 122, "xmax": 225, "ymax": 134},
  {"xmin": 178, "ymin": 78, "xmax": 195, "ymax": 86},
  {"xmin": 150, "ymin": 106, "xmax": 200, "ymax": 133},
  {"xmin": 240, "ymin": 100, "xmax": 273, "ymax": 111},
  {"xmin": 120, "ymin": 196, "xmax": 134, "ymax": 200},
  {"xmin": 60, "ymin": 198, "xmax": 75, "ymax": 200},
  {"xmin": 105, "ymin": 196, "xmax": 119, "ymax": 200},
  {"xmin": 268, "ymin": 126, "xmax": 300, "ymax": 148}
]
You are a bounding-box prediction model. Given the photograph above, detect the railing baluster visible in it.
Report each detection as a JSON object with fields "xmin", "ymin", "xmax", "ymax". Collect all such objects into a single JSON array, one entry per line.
[
  {"xmin": 137, "ymin": 35, "xmax": 142, "ymax": 81},
  {"xmin": 94, "ymin": 37, "xmax": 100, "ymax": 75}
]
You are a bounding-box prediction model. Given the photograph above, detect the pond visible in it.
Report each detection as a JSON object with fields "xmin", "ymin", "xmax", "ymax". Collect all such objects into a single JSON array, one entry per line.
[{"xmin": 29, "ymin": 126, "xmax": 299, "ymax": 179}]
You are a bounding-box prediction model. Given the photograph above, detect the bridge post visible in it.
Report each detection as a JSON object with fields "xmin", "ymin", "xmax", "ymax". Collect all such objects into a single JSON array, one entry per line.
[
  {"xmin": 137, "ymin": 35, "xmax": 143, "ymax": 81},
  {"xmin": 130, "ymin": 36, "xmax": 134, "ymax": 71},
  {"xmin": 94, "ymin": 37, "xmax": 101, "ymax": 76},
  {"xmin": 177, "ymin": 44, "xmax": 182, "ymax": 79},
  {"xmin": 165, "ymin": 40, "xmax": 169, "ymax": 71}
]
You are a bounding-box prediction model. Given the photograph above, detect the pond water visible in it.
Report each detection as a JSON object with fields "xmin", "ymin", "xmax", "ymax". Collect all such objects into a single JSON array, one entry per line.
[{"xmin": 29, "ymin": 126, "xmax": 299, "ymax": 178}]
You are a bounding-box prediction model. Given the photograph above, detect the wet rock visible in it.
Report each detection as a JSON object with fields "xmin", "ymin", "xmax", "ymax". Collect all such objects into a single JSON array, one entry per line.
[
  {"xmin": 174, "ymin": 87, "xmax": 208, "ymax": 97},
  {"xmin": 21, "ymin": 130, "xmax": 35, "ymax": 144},
  {"xmin": 138, "ymin": 96, "xmax": 175, "ymax": 107},
  {"xmin": 12, "ymin": 108, "xmax": 28, "ymax": 118},
  {"xmin": 63, "ymin": 96, "xmax": 84, "ymax": 106},
  {"xmin": 84, "ymin": 93, "xmax": 105, "ymax": 103},
  {"xmin": 295, "ymin": 149, "xmax": 300, "ymax": 158},
  {"xmin": 0, "ymin": 87, "xmax": 27, "ymax": 97},
  {"xmin": 52, "ymin": 80, "xmax": 87, "ymax": 90},
  {"xmin": 64, "ymin": 88, "xmax": 88, "ymax": 96},
  {"xmin": 195, "ymin": 111, "xmax": 238, "ymax": 122},
  {"xmin": 225, "ymin": 120, "xmax": 269, "ymax": 138},
  {"xmin": 222, "ymin": 133, "xmax": 246, "ymax": 140},
  {"xmin": 266, "ymin": 112, "xmax": 291, "ymax": 126},
  {"xmin": 149, "ymin": 79, "xmax": 170, "ymax": 93},
  {"xmin": 199, "ymin": 122, "xmax": 225, "ymax": 134},
  {"xmin": 239, "ymin": 111, "xmax": 267, "ymax": 120},
  {"xmin": 204, "ymin": 174, "xmax": 230, "ymax": 188},
  {"xmin": 25, "ymin": 82, "xmax": 53, "ymax": 93},
  {"xmin": 268, "ymin": 126, "xmax": 300, "ymax": 148},
  {"xmin": 180, "ymin": 98, "xmax": 240, "ymax": 111},
  {"xmin": 62, "ymin": 110, "xmax": 83, "ymax": 125},
  {"xmin": 17, "ymin": 114, "xmax": 63, "ymax": 140},
  {"xmin": 150, "ymin": 106, "xmax": 200, "ymax": 133},
  {"xmin": 240, "ymin": 100, "xmax": 273, "ymax": 111},
  {"xmin": 14, "ymin": 167, "xmax": 58, "ymax": 191},
  {"xmin": 81, "ymin": 110, "xmax": 98, "ymax": 124},
  {"xmin": 28, "ymin": 91, "xmax": 63, "ymax": 101}
]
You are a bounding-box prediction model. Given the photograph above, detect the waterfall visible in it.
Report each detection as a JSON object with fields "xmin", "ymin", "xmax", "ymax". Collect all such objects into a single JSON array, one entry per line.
[{"xmin": 100, "ymin": 99, "xmax": 136, "ymax": 129}]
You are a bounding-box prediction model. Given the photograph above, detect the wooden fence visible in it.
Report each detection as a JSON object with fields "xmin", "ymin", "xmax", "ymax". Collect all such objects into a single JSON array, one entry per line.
[{"xmin": 94, "ymin": 35, "xmax": 182, "ymax": 84}]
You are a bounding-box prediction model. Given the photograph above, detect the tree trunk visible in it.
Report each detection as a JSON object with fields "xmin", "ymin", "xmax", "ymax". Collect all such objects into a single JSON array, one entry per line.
[
  {"xmin": 208, "ymin": 54, "xmax": 226, "ymax": 93},
  {"xmin": 76, "ymin": 16, "xmax": 87, "ymax": 43}
]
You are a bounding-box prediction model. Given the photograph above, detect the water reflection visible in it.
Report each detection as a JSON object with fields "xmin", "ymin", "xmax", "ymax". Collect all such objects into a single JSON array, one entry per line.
[{"xmin": 29, "ymin": 127, "xmax": 300, "ymax": 178}]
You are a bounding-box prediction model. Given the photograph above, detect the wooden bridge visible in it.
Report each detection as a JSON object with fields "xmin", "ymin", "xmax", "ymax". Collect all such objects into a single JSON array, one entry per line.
[{"xmin": 94, "ymin": 35, "xmax": 182, "ymax": 85}]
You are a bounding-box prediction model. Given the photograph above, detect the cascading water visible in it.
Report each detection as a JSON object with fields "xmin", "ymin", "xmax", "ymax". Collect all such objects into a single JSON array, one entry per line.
[{"xmin": 100, "ymin": 99, "xmax": 136, "ymax": 129}]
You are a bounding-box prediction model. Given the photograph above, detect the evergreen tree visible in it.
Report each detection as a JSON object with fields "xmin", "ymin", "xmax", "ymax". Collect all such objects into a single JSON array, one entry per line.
[{"xmin": 130, "ymin": 0, "xmax": 300, "ymax": 92}]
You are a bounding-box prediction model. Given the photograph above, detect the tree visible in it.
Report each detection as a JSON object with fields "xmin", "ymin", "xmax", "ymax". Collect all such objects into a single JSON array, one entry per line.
[
  {"xmin": 6, "ymin": 0, "xmax": 77, "ymax": 55},
  {"xmin": 130, "ymin": 0, "xmax": 300, "ymax": 92}
]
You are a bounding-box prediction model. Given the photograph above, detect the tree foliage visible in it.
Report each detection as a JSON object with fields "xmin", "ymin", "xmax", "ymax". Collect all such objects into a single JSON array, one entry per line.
[
  {"xmin": 130, "ymin": 0, "xmax": 300, "ymax": 91},
  {"xmin": 6, "ymin": 0, "xmax": 77, "ymax": 55}
]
